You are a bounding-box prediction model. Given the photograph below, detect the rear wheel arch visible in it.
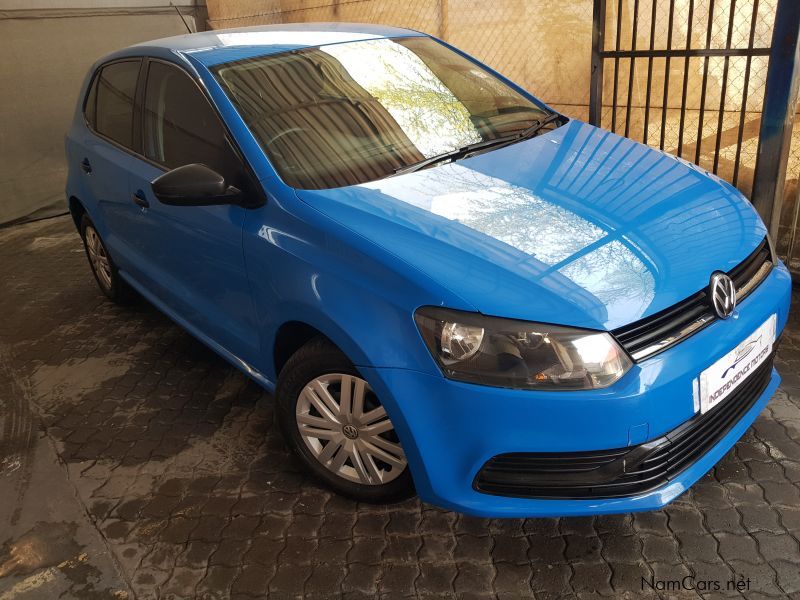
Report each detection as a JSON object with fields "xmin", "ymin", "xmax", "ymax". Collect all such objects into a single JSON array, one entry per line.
[
  {"xmin": 78, "ymin": 213, "xmax": 135, "ymax": 303},
  {"xmin": 68, "ymin": 196, "xmax": 87, "ymax": 232}
]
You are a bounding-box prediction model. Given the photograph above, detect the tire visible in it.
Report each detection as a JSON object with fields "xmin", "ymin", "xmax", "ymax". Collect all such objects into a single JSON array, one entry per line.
[
  {"xmin": 276, "ymin": 337, "xmax": 415, "ymax": 503},
  {"xmin": 80, "ymin": 215, "xmax": 134, "ymax": 303}
]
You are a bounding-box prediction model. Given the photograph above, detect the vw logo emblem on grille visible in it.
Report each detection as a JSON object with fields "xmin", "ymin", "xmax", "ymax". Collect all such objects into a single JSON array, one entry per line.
[{"xmin": 709, "ymin": 272, "xmax": 737, "ymax": 319}]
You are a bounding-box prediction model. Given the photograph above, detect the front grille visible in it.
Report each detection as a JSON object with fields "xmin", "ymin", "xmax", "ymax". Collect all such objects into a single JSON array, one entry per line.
[
  {"xmin": 613, "ymin": 237, "xmax": 772, "ymax": 361},
  {"xmin": 474, "ymin": 352, "xmax": 775, "ymax": 500}
]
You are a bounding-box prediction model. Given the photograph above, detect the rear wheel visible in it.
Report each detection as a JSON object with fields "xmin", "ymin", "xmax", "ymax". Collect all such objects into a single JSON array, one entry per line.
[
  {"xmin": 80, "ymin": 215, "xmax": 134, "ymax": 303},
  {"xmin": 276, "ymin": 337, "xmax": 414, "ymax": 503}
]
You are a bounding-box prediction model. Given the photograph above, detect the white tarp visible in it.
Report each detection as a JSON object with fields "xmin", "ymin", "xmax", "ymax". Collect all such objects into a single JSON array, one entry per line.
[{"xmin": 0, "ymin": 2, "xmax": 205, "ymax": 225}]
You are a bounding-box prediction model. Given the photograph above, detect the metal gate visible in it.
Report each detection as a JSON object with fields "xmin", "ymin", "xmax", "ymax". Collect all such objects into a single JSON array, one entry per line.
[{"xmin": 589, "ymin": 0, "xmax": 800, "ymax": 276}]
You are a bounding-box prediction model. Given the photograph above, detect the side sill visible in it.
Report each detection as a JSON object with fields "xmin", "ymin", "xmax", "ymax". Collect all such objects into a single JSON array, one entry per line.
[{"xmin": 118, "ymin": 270, "xmax": 276, "ymax": 393}]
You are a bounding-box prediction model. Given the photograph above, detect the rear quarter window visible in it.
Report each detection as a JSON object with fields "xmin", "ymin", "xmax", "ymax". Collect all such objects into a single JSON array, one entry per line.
[{"xmin": 84, "ymin": 74, "xmax": 98, "ymax": 129}]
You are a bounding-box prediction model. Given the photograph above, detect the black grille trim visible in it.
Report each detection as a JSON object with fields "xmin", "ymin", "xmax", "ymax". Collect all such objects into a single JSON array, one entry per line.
[
  {"xmin": 612, "ymin": 237, "xmax": 772, "ymax": 361},
  {"xmin": 474, "ymin": 352, "xmax": 775, "ymax": 500}
]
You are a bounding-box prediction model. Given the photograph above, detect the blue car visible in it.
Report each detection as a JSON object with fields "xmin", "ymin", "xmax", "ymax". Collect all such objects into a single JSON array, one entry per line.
[{"xmin": 66, "ymin": 23, "xmax": 792, "ymax": 517}]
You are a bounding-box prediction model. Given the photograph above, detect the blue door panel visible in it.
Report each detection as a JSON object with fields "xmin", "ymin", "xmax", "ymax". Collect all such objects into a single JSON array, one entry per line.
[
  {"xmin": 78, "ymin": 134, "xmax": 142, "ymax": 271},
  {"xmin": 125, "ymin": 159, "xmax": 260, "ymax": 366}
]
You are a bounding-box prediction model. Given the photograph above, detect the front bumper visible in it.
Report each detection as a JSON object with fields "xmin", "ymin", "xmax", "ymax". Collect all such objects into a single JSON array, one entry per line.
[{"xmin": 360, "ymin": 262, "xmax": 792, "ymax": 518}]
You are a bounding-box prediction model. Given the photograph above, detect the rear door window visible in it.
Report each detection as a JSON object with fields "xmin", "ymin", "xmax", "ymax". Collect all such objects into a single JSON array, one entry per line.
[{"xmin": 94, "ymin": 60, "xmax": 140, "ymax": 149}]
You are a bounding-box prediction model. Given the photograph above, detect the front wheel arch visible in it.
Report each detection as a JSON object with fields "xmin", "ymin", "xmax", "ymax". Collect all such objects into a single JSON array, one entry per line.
[
  {"xmin": 273, "ymin": 320, "xmax": 328, "ymax": 378},
  {"xmin": 275, "ymin": 335, "xmax": 415, "ymax": 502},
  {"xmin": 265, "ymin": 307, "xmax": 378, "ymax": 382}
]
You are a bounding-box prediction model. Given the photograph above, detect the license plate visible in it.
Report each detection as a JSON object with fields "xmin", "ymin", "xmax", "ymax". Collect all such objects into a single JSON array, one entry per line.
[{"xmin": 698, "ymin": 314, "xmax": 776, "ymax": 414}]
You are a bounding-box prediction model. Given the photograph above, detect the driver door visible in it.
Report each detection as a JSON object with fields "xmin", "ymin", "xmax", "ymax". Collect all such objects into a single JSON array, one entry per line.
[{"xmin": 126, "ymin": 58, "xmax": 260, "ymax": 365}]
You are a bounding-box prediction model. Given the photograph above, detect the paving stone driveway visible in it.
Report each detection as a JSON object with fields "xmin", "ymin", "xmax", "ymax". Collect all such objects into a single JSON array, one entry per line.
[{"xmin": 1, "ymin": 215, "xmax": 799, "ymax": 599}]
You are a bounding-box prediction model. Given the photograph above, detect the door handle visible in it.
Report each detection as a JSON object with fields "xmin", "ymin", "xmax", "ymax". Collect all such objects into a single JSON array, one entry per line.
[
  {"xmin": 132, "ymin": 190, "xmax": 150, "ymax": 209},
  {"xmin": 80, "ymin": 158, "xmax": 92, "ymax": 174}
]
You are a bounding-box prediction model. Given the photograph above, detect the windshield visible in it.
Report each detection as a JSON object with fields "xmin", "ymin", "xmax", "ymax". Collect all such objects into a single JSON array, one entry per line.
[{"xmin": 211, "ymin": 36, "xmax": 556, "ymax": 189}]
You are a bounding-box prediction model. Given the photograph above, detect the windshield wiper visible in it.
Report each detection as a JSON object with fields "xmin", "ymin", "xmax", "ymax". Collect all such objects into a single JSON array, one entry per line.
[
  {"xmin": 515, "ymin": 112, "xmax": 562, "ymax": 141},
  {"xmin": 392, "ymin": 112, "xmax": 562, "ymax": 176},
  {"xmin": 393, "ymin": 134, "xmax": 520, "ymax": 176}
]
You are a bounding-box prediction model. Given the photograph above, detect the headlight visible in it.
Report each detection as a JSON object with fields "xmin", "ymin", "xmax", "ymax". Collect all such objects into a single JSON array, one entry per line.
[{"xmin": 414, "ymin": 307, "xmax": 632, "ymax": 390}]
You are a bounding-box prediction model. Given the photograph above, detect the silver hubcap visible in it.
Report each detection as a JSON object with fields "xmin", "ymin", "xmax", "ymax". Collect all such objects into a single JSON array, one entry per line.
[
  {"xmin": 85, "ymin": 227, "xmax": 112, "ymax": 290},
  {"xmin": 296, "ymin": 373, "xmax": 407, "ymax": 485}
]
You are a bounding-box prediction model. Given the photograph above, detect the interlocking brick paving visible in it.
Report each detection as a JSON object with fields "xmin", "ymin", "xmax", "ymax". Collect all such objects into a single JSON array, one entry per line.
[{"xmin": 1, "ymin": 215, "xmax": 799, "ymax": 599}]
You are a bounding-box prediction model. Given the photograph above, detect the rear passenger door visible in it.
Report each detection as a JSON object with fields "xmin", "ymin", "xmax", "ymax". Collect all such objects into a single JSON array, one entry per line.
[
  {"xmin": 125, "ymin": 59, "xmax": 260, "ymax": 365},
  {"xmin": 80, "ymin": 59, "xmax": 145, "ymax": 271}
]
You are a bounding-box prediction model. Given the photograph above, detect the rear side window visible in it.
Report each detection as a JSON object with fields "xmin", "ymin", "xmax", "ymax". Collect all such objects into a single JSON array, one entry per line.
[
  {"xmin": 143, "ymin": 61, "xmax": 238, "ymax": 182},
  {"xmin": 94, "ymin": 60, "xmax": 140, "ymax": 149}
]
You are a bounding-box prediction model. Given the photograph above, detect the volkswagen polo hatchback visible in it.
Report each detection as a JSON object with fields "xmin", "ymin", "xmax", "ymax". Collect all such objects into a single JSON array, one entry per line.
[{"xmin": 66, "ymin": 23, "xmax": 792, "ymax": 517}]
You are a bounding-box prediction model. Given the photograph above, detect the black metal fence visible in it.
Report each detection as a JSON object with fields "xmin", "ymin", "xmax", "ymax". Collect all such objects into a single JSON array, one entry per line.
[{"xmin": 590, "ymin": 0, "xmax": 800, "ymax": 276}]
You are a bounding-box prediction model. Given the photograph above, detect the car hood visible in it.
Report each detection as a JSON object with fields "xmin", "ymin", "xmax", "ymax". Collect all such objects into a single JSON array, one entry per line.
[{"xmin": 294, "ymin": 120, "xmax": 767, "ymax": 331}]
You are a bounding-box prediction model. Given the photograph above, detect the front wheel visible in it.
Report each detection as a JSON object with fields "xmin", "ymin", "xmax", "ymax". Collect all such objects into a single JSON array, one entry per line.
[{"xmin": 276, "ymin": 337, "xmax": 414, "ymax": 503}]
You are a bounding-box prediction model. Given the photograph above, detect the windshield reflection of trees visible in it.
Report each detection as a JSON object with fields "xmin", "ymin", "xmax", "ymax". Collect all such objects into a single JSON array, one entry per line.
[{"xmin": 322, "ymin": 38, "xmax": 482, "ymax": 158}]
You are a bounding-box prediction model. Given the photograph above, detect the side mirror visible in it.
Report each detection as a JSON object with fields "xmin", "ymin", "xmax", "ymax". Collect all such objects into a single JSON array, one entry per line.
[{"xmin": 151, "ymin": 163, "xmax": 242, "ymax": 206}]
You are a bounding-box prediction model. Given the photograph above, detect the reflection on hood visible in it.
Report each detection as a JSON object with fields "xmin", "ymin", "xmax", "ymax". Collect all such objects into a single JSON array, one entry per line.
[
  {"xmin": 363, "ymin": 165, "xmax": 656, "ymax": 326},
  {"xmin": 297, "ymin": 120, "xmax": 766, "ymax": 330}
]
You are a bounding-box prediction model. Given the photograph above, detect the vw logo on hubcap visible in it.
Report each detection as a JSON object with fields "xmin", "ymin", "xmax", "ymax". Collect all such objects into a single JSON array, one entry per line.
[
  {"xmin": 342, "ymin": 424, "xmax": 359, "ymax": 439},
  {"xmin": 709, "ymin": 272, "xmax": 737, "ymax": 319}
]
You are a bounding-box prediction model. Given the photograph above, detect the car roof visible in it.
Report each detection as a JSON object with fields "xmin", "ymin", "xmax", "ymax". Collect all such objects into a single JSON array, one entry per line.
[{"xmin": 104, "ymin": 22, "xmax": 425, "ymax": 68}]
